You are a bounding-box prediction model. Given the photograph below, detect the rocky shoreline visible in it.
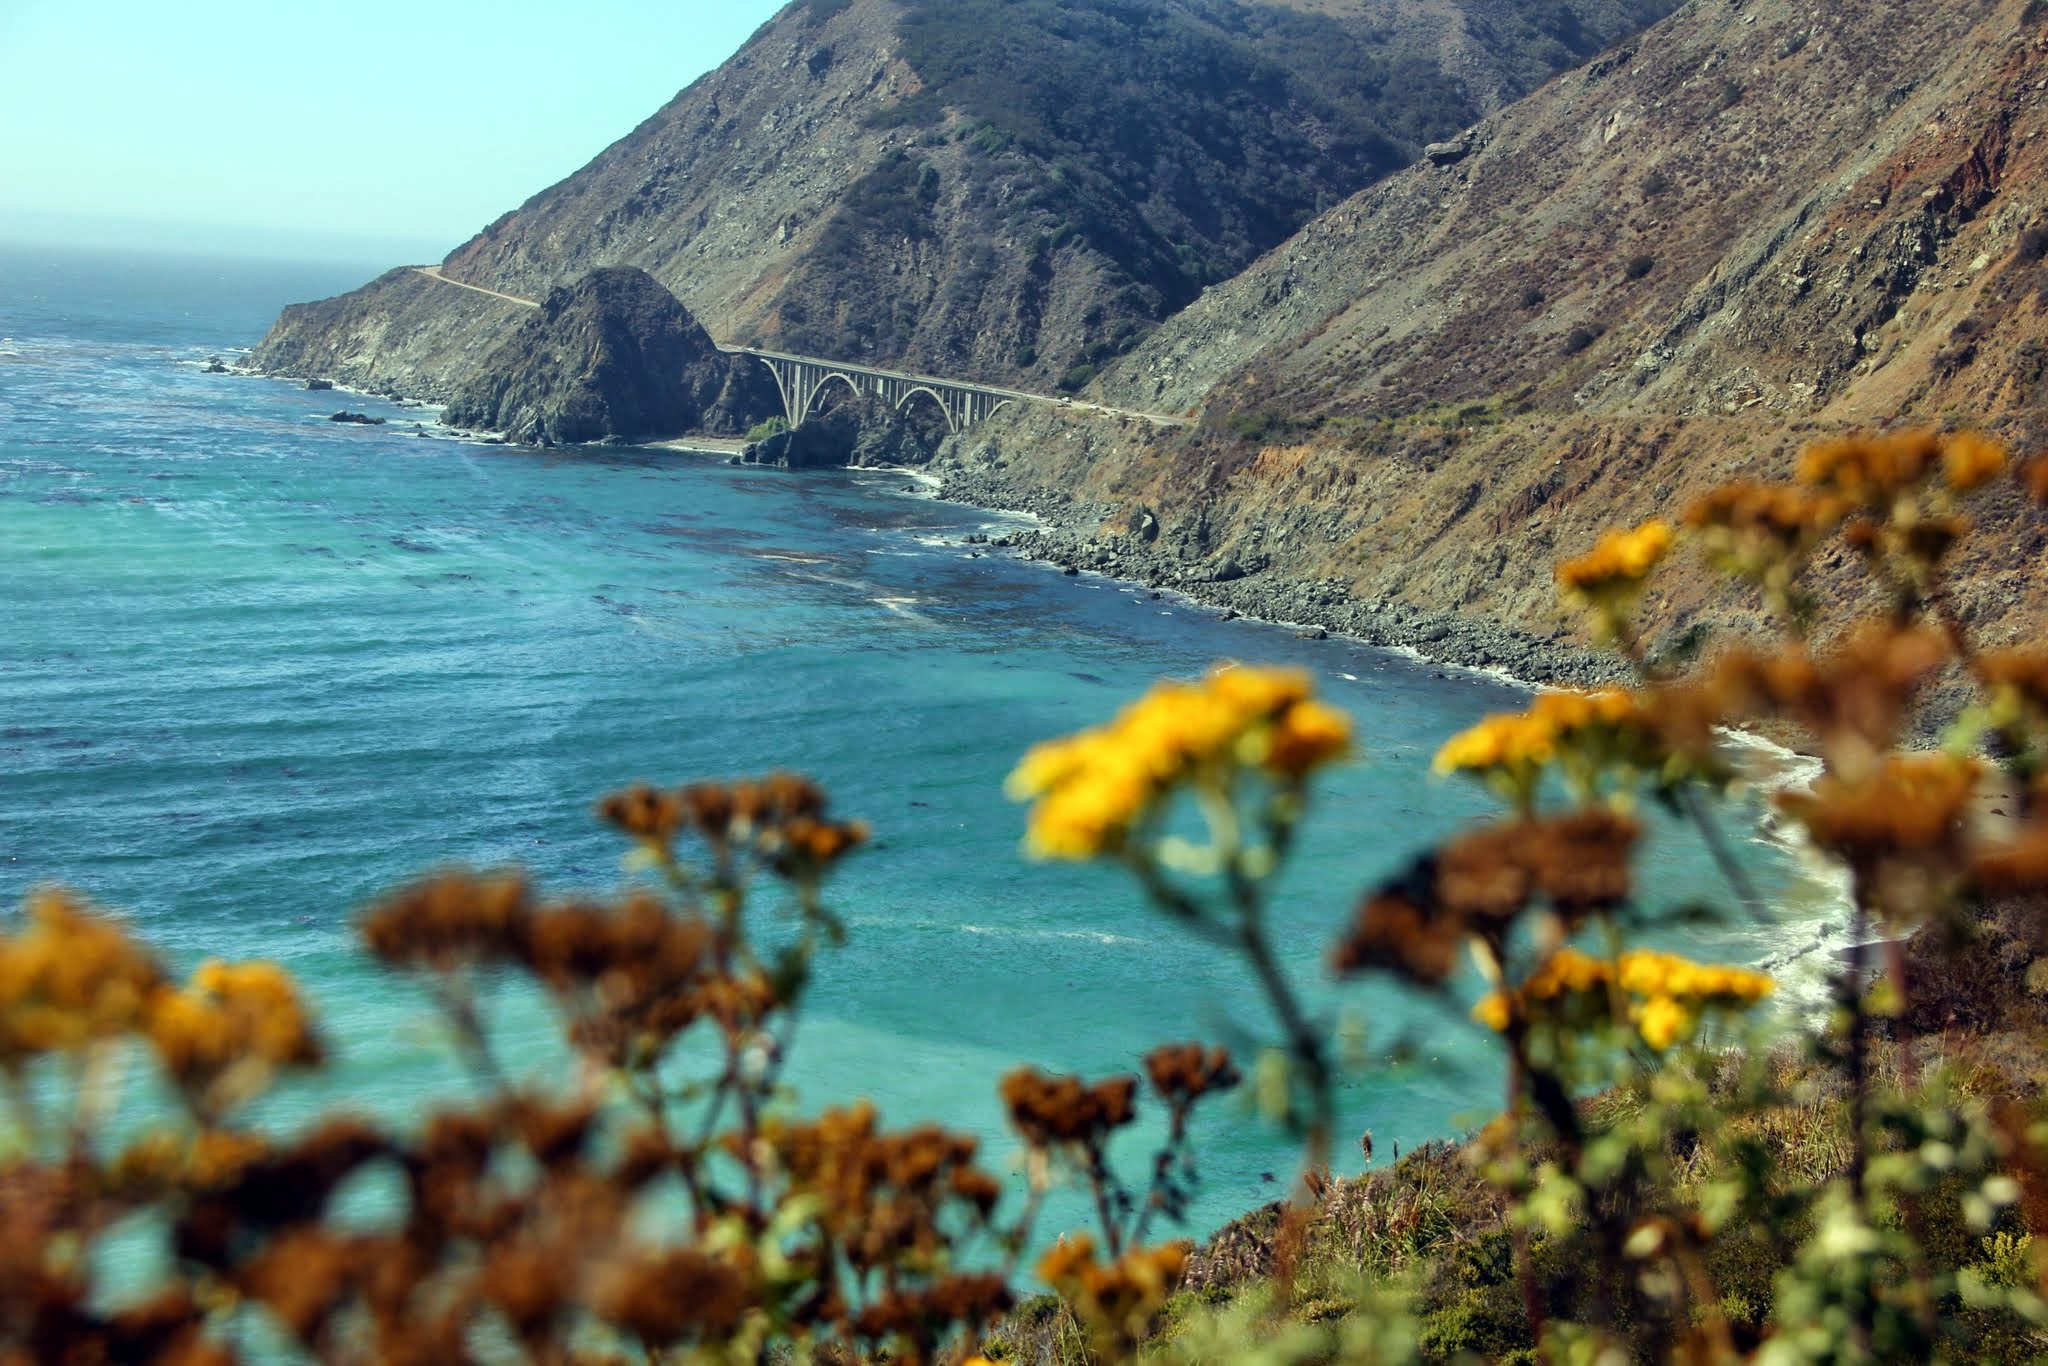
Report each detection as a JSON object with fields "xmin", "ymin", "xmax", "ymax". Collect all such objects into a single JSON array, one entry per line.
[{"xmin": 929, "ymin": 463, "xmax": 1627, "ymax": 690}]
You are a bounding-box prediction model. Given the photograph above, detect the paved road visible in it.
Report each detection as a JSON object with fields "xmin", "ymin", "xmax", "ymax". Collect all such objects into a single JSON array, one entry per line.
[
  {"xmin": 410, "ymin": 267, "xmax": 1187, "ymax": 426},
  {"xmin": 413, "ymin": 264, "xmax": 538, "ymax": 308}
]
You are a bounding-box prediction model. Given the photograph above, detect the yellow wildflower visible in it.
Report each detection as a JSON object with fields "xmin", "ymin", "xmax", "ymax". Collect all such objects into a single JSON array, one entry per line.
[
  {"xmin": 1555, "ymin": 520, "xmax": 1674, "ymax": 597},
  {"xmin": 1471, "ymin": 991, "xmax": 1513, "ymax": 1032},
  {"xmin": 1010, "ymin": 664, "xmax": 1353, "ymax": 860},
  {"xmin": 1526, "ymin": 946, "xmax": 1610, "ymax": 999},
  {"xmin": 1615, "ymin": 949, "xmax": 1773, "ymax": 1004},
  {"xmin": 147, "ymin": 957, "xmax": 323, "ymax": 1110},
  {"xmin": 1635, "ymin": 995, "xmax": 1692, "ymax": 1051},
  {"xmin": 0, "ymin": 888, "xmax": 162, "ymax": 1060},
  {"xmin": 1432, "ymin": 689, "xmax": 1659, "ymax": 806},
  {"xmin": 1942, "ymin": 430, "xmax": 2007, "ymax": 492}
]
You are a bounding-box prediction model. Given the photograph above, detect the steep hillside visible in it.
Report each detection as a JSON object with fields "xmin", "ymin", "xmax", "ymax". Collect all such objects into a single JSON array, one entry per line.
[
  {"xmin": 946, "ymin": 0, "xmax": 2048, "ymax": 677},
  {"xmin": 252, "ymin": 0, "xmax": 1681, "ymax": 407}
]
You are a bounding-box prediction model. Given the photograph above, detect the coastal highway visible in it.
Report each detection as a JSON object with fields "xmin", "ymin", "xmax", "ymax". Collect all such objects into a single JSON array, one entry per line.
[{"xmin": 409, "ymin": 265, "xmax": 1189, "ymax": 428}]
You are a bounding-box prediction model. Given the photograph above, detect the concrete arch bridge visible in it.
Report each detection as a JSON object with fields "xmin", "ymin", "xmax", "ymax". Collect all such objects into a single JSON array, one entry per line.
[{"xmin": 722, "ymin": 346, "xmax": 1038, "ymax": 435}]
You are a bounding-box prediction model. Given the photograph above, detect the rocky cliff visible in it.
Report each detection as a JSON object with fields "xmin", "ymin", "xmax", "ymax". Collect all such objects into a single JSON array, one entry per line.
[
  {"xmin": 250, "ymin": 267, "xmax": 526, "ymax": 402},
  {"xmin": 438, "ymin": 268, "xmax": 776, "ymax": 444},
  {"xmin": 252, "ymin": 0, "xmax": 1682, "ymax": 409},
  {"xmin": 935, "ymin": 0, "xmax": 2048, "ymax": 677}
]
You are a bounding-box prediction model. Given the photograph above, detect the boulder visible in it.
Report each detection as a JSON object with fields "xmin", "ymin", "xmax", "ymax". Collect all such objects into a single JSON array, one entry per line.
[
  {"xmin": 305, "ymin": 378, "xmax": 335, "ymax": 391},
  {"xmin": 328, "ymin": 411, "xmax": 386, "ymax": 425},
  {"xmin": 1422, "ymin": 134, "xmax": 1473, "ymax": 165}
]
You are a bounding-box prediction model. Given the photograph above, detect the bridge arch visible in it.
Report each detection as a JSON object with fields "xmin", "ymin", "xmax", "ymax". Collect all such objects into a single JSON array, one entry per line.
[
  {"xmin": 894, "ymin": 385, "xmax": 959, "ymax": 435},
  {"xmin": 799, "ymin": 371, "xmax": 866, "ymax": 425}
]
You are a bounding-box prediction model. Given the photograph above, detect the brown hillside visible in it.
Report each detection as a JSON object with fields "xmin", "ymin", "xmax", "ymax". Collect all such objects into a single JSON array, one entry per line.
[{"xmin": 956, "ymin": 0, "xmax": 2048, "ymax": 673}]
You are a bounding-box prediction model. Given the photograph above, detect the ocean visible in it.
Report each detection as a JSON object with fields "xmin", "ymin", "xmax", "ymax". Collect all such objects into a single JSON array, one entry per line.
[{"xmin": 0, "ymin": 243, "xmax": 1832, "ymax": 1247}]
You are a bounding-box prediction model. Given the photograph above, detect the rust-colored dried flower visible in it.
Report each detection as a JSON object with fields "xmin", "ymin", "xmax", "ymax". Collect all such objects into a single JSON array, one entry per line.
[
  {"xmin": 1982, "ymin": 649, "xmax": 2048, "ymax": 725},
  {"xmin": 1972, "ymin": 821, "xmax": 2048, "ymax": 896},
  {"xmin": 1942, "ymin": 430, "xmax": 2008, "ymax": 491},
  {"xmin": 1684, "ymin": 479, "xmax": 1851, "ymax": 592},
  {"xmin": 759, "ymin": 814, "xmax": 871, "ymax": 878},
  {"xmin": 1705, "ymin": 623, "xmax": 1948, "ymax": 773},
  {"xmin": 849, "ymin": 1272, "xmax": 1011, "ymax": 1356},
  {"xmin": 1782, "ymin": 753, "xmax": 1979, "ymax": 862},
  {"xmin": 1142, "ymin": 1043, "xmax": 1241, "ymax": 1104},
  {"xmin": 596, "ymin": 783, "xmax": 685, "ymax": 846},
  {"xmin": 360, "ymin": 870, "xmax": 533, "ymax": 971},
  {"xmin": 2023, "ymin": 453, "xmax": 2048, "ymax": 503},
  {"xmin": 1329, "ymin": 881, "xmax": 1465, "ymax": 985},
  {"xmin": 1000, "ymin": 1069, "xmax": 1140, "ymax": 1149},
  {"xmin": 1783, "ymin": 753, "xmax": 1980, "ymax": 925},
  {"xmin": 586, "ymin": 1245, "xmax": 755, "ymax": 1349},
  {"xmin": 1333, "ymin": 810, "xmax": 1639, "ymax": 987}
]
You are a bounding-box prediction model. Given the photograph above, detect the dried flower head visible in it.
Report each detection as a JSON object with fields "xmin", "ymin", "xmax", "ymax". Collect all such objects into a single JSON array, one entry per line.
[
  {"xmin": 1981, "ymin": 649, "xmax": 2048, "ymax": 728},
  {"xmin": 1142, "ymin": 1043, "xmax": 1242, "ymax": 1105},
  {"xmin": 1781, "ymin": 753, "xmax": 1979, "ymax": 863},
  {"xmin": 361, "ymin": 870, "xmax": 533, "ymax": 971},
  {"xmin": 1942, "ymin": 430, "xmax": 2008, "ymax": 491},
  {"xmin": 1037, "ymin": 1234, "xmax": 1189, "ymax": 1358},
  {"xmin": 1001, "ymin": 1068, "xmax": 1139, "ymax": 1150},
  {"xmin": 1797, "ymin": 428, "xmax": 1945, "ymax": 503},
  {"xmin": 1705, "ymin": 623, "xmax": 1948, "ymax": 775},
  {"xmin": 2023, "ymin": 453, "xmax": 2048, "ymax": 504},
  {"xmin": 1334, "ymin": 810, "xmax": 1640, "ymax": 988},
  {"xmin": 1782, "ymin": 753, "xmax": 1980, "ymax": 925},
  {"xmin": 596, "ymin": 783, "xmax": 686, "ymax": 847},
  {"xmin": 1683, "ymin": 480, "xmax": 1851, "ymax": 592}
]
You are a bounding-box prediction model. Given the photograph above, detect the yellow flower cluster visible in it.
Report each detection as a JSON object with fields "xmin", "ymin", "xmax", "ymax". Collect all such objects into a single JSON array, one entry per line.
[
  {"xmin": 1432, "ymin": 689, "xmax": 1652, "ymax": 798},
  {"xmin": 1471, "ymin": 947, "xmax": 1772, "ymax": 1050},
  {"xmin": 0, "ymin": 889, "xmax": 161, "ymax": 1059},
  {"xmin": 1555, "ymin": 520, "xmax": 1674, "ymax": 598},
  {"xmin": 1614, "ymin": 948, "xmax": 1775, "ymax": 1003},
  {"xmin": 1008, "ymin": 665, "xmax": 1352, "ymax": 860},
  {"xmin": 148, "ymin": 958, "xmax": 323, "ymax": 1106}
]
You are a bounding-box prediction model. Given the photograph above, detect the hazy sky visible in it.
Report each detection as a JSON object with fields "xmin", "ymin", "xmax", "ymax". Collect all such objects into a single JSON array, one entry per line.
[{"xmin": 0, "ymin": 1, "xmax": 785, "ymax": 260}]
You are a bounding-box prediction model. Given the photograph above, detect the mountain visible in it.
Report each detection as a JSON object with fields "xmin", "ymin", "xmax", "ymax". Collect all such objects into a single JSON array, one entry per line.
[
  {"xmin": 944, "ymin": 0, "xmax": 2048, "ymax": 676},
  {"xmin": 250, "ymin": 0, "xmax": 1683, "ymax": 417}
]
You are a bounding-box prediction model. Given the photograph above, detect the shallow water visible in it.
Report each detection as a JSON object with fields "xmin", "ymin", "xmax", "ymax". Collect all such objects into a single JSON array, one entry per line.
[{"xmin": 0, "ymin": 243, "xmax": 1826, "ymax": 1245}]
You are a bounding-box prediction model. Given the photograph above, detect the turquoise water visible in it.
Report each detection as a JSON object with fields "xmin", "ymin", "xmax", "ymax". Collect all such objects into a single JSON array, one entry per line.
[{"xmin": 0, "ymin": 244, "xmax": 1819, "ymax": 1244}]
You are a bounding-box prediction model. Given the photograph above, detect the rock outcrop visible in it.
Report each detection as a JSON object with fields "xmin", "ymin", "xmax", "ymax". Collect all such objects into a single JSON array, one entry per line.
[{"xmin": 438, "ymin": 268, "xmax": 777, "ymax": 445}]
